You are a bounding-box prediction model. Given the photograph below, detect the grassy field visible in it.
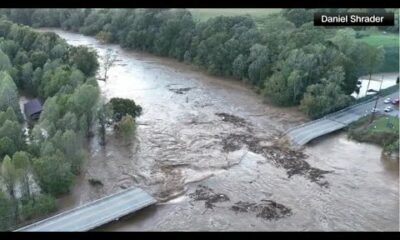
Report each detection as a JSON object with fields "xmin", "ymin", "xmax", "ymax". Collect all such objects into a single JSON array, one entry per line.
[
  {"xmin": 358, "ymin": 32, "xmax": 399, "ymax": 72},
  {"xmin": 368, "ymin": 115, "xmax": 399, "ymax": 133},
  {"xmin": 348, "ymin": 114, "xmax": 399, "ymax": 151},
  {"xmin": 188, "ymin": 8, "xmax": 281, "ymax": 22},
  {"xmin": 359, "ymin": 33, "xmax": 399, "ymax": 48}
]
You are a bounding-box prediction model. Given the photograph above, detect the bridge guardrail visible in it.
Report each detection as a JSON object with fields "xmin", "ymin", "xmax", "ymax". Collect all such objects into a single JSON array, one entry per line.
[
  {"xmin": 15, "ymin": 186, "xmax": 156, "ymax": 231},
  {"xmin": 284, "ymin": 89, "xmax": 398, "ymax": 136}
]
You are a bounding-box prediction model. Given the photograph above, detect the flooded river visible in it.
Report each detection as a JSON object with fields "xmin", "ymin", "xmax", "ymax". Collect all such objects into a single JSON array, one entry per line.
[{"xmin": 39, "ymin": 29, "xmax": 399, "ymax": 231}]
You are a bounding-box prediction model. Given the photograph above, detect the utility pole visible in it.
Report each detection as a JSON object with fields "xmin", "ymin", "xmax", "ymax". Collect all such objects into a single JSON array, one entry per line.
[{"xmin": 369, "ymin": 75, "xmax": 384, "ymax": 124}]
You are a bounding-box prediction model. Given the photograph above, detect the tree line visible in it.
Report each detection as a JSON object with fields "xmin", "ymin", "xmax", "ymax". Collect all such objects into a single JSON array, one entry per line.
[
  {"xmin": 0, "ymin": 8, "xmax": 390, "ymax": 119},
  {"xmin": 0, "ymin": 17, "xmax": 142, "ymax": 230},
  {"xmin": 0, "ymin": 18, "xmax": 100, "ymax": 230}
]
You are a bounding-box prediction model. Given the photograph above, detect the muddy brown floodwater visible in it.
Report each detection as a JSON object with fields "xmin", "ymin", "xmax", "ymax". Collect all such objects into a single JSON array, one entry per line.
[{"xmin": 38, "ymin": 29, "xmax": 399, "ymax": 231}]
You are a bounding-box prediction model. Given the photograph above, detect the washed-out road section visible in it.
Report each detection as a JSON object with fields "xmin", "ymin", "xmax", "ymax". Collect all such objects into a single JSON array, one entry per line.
[
  {"xmin": 15, "ymin": 187, "xmax": 156, "ymax": 232},
  {"xmin": 287, "ymin": 91, "xmax": 399, "ymax": 145}
]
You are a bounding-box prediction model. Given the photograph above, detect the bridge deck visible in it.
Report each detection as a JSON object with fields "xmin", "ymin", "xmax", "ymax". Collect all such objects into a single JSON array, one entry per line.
[
  {"xmin": 286, "ymin": 91, "xmax": 399, "ymax": 145},
  {"xmin": 15, "ymin": 187, "xmax": 157, "ymax": 232}
]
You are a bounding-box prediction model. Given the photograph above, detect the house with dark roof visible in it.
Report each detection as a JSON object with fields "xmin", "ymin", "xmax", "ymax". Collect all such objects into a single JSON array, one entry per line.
[{"xmin": 24, "ymin": 99, "xmax": 42, "ymax": 123}]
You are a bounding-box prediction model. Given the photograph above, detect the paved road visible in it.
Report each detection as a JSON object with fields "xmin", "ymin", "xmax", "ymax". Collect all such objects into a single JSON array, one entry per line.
[
  {"xmin": 287, "ymin": 91, "xmax": 399, "ymax": 145},
  {"xmin": 15, "ymin": 187, "xmax": 157, "ymax": 232}
]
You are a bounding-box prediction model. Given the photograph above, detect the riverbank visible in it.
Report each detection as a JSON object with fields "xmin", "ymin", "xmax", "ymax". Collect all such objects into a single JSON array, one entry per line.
[{"xmin": 348, "ymin": 114, "xmax": 399, "ymax": 164}]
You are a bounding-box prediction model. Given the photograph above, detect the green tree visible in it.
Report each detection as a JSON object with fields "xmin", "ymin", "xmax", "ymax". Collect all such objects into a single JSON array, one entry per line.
[
  {"xmin": 39, "ymin": 96, "xmax": 61, "ymax": 121},
  {"xmin": 116, "ymin": 114, "xmax": 136, "ymax": 144},
  {"xmin": 0, "ymin": 72, "xmax": 22, "ymax": 116},
  {"xmin": 20, "ymin": 194, "xmax": 56, "ymax": 222},
  {"xmin": 50, "ymin": 43, "xmax": 67, "ymax": 59},
  {"xmin": 97, "ymin": 99, "xmax": 113, "ymax": 146},
  {"xmin": 32, "ymin": 151, "xmax": 74, "ymax": 196},
  {"xmin": 300, "ymin": 67, "xmax": 352, "ymax": 118},
  {"xmin": 0, "ymin": 40, "xmax": 19, "ymax": 60},
  {"xmin": 0, "ymin": 137, "xmax": 17, "ymax": 159},
  {"xmin": 0, "ymin": 49, "xmax": 11, "ymax": 72},
  {"xmin": 247, "ymin": 44, "xmax": 271, "ymax": 86},
  {"xmin": 0, "ymin": 119, "xmax": 24, "ymax": 151},
  {"xmin": 69, "ymin": 46, "xmax": 99, "ymax": 76},
  {"xmin": 362, "ymin": 44, "xmax": 385, "ymax": 96},
  {"xmin": 108, "ymin": 98, "xmax": 142, "ymax": 122},
  {"xmin": 13, "ymin": 50, "xmax": 28, "ymax": 66},
  {"xmin": 101, "ymin": 48, "xmax": 117, "ymax": 82},
  {"xmin": 96, "ymin": 31, "xmax": 112, "ymax": 43},
  {"xmin": 30, "ymin": 51, "xmax": 48, "ymax": 69},
  {"xmin": 0, "ymin": 107, "xmax": 18, "ymax": 125},
  {"xmin": 60, "ymin": 130, "xmax": 84, "ymax": 174},
  {"xmin": 232, "ymin": 54, "xmax": 247, "ymax": 80},
  {"xmin": 69, "ymin": 83, "xmax": 100, "ymax": 133},
  {"xmin": 57, "ymin": 111, "xmax": 78, "ymax": 132},
  {"xmin": 21, "ymin": 62, "xmax": 33, "ymax": 91},
  {"xmin": 1, "ymin": 154, "xmax": 19, "ymax": 225},
  {"xmin": 0, "ymin": 191, "xmax": 15, "ymax": 231},
  {"xmin": 282, "ymin": 9, "xmax": 314, "ymax": 27},
  {"xmin": 12, "ymin": 151, "xmax": 32, "ymax": 201},
  {"xmin": 1, "ymin": 155, "xmax": 17, "ymax": 199},
  {"xmin": 263, "ymin": 48, "xmax": 316, "ymax": 106}
]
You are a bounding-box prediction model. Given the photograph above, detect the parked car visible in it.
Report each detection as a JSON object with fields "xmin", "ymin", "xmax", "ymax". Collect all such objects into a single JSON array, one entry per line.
[
  {"xmin": 371, "ymin": 108, "xmax": 379, "ymax": 113},
  {"xmin": 384, "ymin": 106, "xmax": 393, "ymax": 112},
  {"xmin": 392, "ymin": 98, "xmax": 399, "ymax": 105},
  {"xmin": 384, "ymin": 98, "xmax": 392, "ymax": 104}
]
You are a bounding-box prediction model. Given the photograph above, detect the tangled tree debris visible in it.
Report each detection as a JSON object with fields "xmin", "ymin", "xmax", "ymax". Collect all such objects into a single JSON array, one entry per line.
[
  {"xmin": 189, "ymin": 185, "xmax": 230, "ymax": 209},
  {"xmin": 231, "ymin": 200, "xmax": 292, "ymax": 220},
  {"xmin": 221, "ymin": 133, "xmax": 331, "ymax": 187},
  {"xmin": 169, "ymin": 87, "xmax": 192, "ymax": 94},
  {"xmin": 215, "ymin": 112, "xmax": 249, "ymax": 128}
]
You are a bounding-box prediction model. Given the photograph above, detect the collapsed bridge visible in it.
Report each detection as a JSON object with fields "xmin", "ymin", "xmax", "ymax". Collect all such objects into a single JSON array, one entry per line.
[{"xmin": 15, "ymin": 187, "xmax": 157, "ymax": 232}]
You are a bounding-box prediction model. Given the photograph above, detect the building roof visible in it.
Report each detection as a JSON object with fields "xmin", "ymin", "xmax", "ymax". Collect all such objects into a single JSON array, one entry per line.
[{"xmin": 24, "ymin": 99, "xmax": 43, "ymax": 118}]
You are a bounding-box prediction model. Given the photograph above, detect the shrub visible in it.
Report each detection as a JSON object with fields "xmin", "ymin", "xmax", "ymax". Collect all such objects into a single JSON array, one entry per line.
[
  {"xmin": 20, "ymin": 194, "xmax": 57, "ymax": 221},
  {"xmin": 108, "ymin": 98, "xmax": 142, "ymax": 122}
]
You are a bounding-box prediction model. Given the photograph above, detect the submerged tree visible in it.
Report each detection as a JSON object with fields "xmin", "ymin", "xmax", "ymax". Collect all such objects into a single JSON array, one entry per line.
[
  {"xmin": 108, "ymin": 98, "xmax": 142, "ymax": 122},
  {"xmin": 101, "ymin": 48, "xmax": 117, "ymax": 82},
  {"xmin": 0, "ymin": 191, "xmax": 15, "ymax": 231},
  {"xmin": 97, "ymin": 98, "xmax": 113, "ymax": 146},
  {"xmin": 116, "ymin": 114, "xmax": 136, "ymax": 144},
  {"xmin": 12, "ymin": 151, "xmax": 32, "ymax": 201},
  {"xmin": 1, "ymin": 155, "xmax": 18, "ymax": 223}
]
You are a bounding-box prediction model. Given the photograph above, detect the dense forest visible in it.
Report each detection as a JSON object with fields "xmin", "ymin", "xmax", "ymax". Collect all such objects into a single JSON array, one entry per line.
[
  {"xmin": 0, "ymin": 15, "xmax": 143, "ymax": 230},
  {"xmin": 0, "ymin": 8, "xmax": 396, "ymax": 119},
  {"xmin": 0, "ymin": 18, "xmax": 100, "ymax": 230}
]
